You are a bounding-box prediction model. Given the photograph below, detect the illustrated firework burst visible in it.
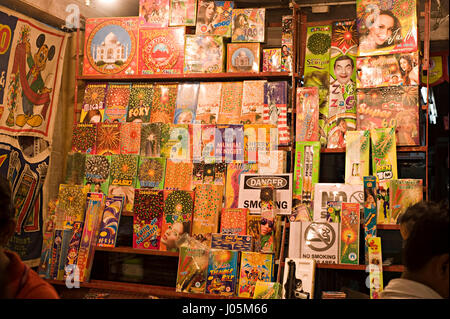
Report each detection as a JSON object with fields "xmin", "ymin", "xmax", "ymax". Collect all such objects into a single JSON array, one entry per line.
[
  {"xmin": 105, "ymin": 85, "xmax": 130, "ymax": 108},
  {"xmin": 392, "ymin": 0, "xmax": 415, "ymax": 18},
  {"xmin": 360, "ymin": 131, "xmax": 370, "ymax": 152},
  {"xmin": 97, "ymin": 123, "xmax": 121, "ymax": 154},
  {"xmin": 134, "ymin": 190, "xmax": 164, "ymax": 222},
  {"xmin": 164, "ymin": 190, "xmax": 194, "ymax": 218},
  {"xmin": 72, "ymin": 124, "xmax": 97, "ymax": 152},
  {"xmin": 333, "ymin": 22, "xmax": 358, "ymax": 49},
  {"xmin": 372, "ymin": 130, "xmax": 393, "ymax": 159},
  {"xmin": 58, "ymin": 185, "xmax": 86, "ymax": 217},
  {"xmin": 138, "ymin": 158, "xmax": 163, "ymax": 184},
  {"xmin": 401, "ymin": 86, "xmax": 418, "ymax": 106},
  {"xmin": 129, "ymin": 84, "xmax": 153, "ymax": 108},
  {"xmin": 83, "ymin": 84, "xmax": 106, "ymax": 106},
  {"xmin": 307, "ymin": 32, "xmax": 331, "ymax": 55},
  {"xmin": 85, "ymin": 155, "xmax": 110, "ymax": 181},
  {"xmin": 111, "ymin": 155, "xmax": 138, "ymax": 180}
]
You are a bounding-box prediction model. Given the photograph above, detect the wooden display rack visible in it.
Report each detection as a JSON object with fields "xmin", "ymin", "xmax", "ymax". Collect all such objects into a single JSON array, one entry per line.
[{"xmin": 48, "ymin": 0, "xmax": 433, "ymax": 299}]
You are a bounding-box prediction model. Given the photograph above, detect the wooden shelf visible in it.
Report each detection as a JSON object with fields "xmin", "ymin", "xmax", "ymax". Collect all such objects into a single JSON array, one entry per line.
[
  {"xmin": 77, "ymin": 72, "xmax": 292, "ymax": 82},
  {"xmin": 321, "ymin": 146, "xmax": 427, "ymax": 154},
  {"xmin": 316, "ymin": 263, "xmax": 404, "ymax": 272},
  {"xmin": 46, "ymin": 279, "xmax": 247, "ymax": 299},
  {"xmin": 284, "ymin": 223, "xmax": 400, "ymax": 230},
  {"xmin": 377, "ymin": 224, "xmax": 400, "ymax": 230},
  {"xmin": 94, "ymin": 246, "xmax": 179, "ymax": 257}
]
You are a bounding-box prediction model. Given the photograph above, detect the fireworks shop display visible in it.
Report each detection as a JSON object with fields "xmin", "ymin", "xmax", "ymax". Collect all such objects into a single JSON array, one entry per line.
[{"xmin": 36, "ymin": 0, "xmax": 429, "ymax": 300}]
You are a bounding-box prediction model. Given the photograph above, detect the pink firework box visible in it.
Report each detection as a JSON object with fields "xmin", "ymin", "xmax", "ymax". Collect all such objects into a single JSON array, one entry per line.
[
  {"xmin": 262, "ymin": 49, "xmax": 282, "ymax": 72},
  {"xmin": 356, "ymin": 0, "xmax": 418, "ymax": 57},
  {"xmin": 356, "ymin": 86, "xmax": 419, "ymax": 146},
  {"xmin": 356, "ymin": 52, "xmax": 420, "ymax": 88},
  {"xmin": 139, "ymin": 0, "xmax": 170, "ymax": 28},
  {"xmin": 83, "ymin": 17, "xmax": 139, "ymax": 76},
  {"xmin": 296, "ymin": 87, "xmax": 320, "ymax": 142},
  {"xmin": 139, "ymin": 27, "xmax": 185, "ymax": 75}
]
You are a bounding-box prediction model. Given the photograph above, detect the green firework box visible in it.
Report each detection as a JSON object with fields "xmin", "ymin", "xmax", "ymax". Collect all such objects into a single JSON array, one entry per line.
[
  {"xmin": 370, "ymin": 127, "xmax": 398, "ymax": 224},
  {"xmin": 304, "ymin": 25, "xmax": 331, "ymax": 147},
  {"xmin": 340, "ymin": 202, "xmax": 360, "ymax": 265},
  {"xmin": 293, "ymin": 141, "xmax": 321, "ymax": 204}
]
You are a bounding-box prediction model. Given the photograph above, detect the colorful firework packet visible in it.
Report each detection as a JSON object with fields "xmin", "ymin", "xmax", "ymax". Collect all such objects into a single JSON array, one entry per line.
[
  {"xmin": 357, "ymin": 86, "xmax": 419, "ymax": 146},
  {"xmin": 96, "ymin": 122, "xmax": 121, "ymax": 155},
  {"xmin": 139, "ymin": 27, "xmax": 185, "ymax": 75},
  {"xmin": 240, "ymin": 80, "xmax": 266, "ymax": 124},
  {"xmin": 174, "ymin": 83, "xmax": 199, "ymax": 124},
  {"xmin": 371, "ymin": 127, "xmax": 398, "ymax": 224},
  {"xmin": 169, "ymin": 0, "xmax": 197, "ymax": 26},
  {"xmin": 104, "ymin": 83, "xmax": 131, "ymax": 123},
  {"xmin": 263, "ymin": 48, "xmax": 281, "ymax": 72},
  {"xmin": 345, "ymin": 130, "xmax": 370, "ymax": 185},
  {"xmin": 126, "ymin": 83, "xmax": 153, "ymax": 123},
  {"xmin": 84, "ymin": 154, "xmax": 111, "ymax": 194},
  {"xmin": 357, "ymin": 52, "xmax": 420, "ymax": 88},
  {"xmin": 357, "ymin": 0, "xmax": 418, "ymax": 56},
  {"xmin": 238, "ymin": 251, "xmax": 274, "ymax": 298},
  {"xmin": 195, "ymin": 82, "xmax": 222, "ymax": 124},
  {"xmin": 227, "ymin": 43, "xmax": 260, "ymax": 73},
  {"xmin": 196, "ymin": 1, "xmax": 234, "ymax": 37},
  {"xmin": 97, "ymin": 195, "xmax": 125, "ymax": 247},
  {"xmin": 160, "ymin": 190, "xmax": 194, "ymax": 252},
  {"xmin": 363, "ymin": 176, "xmax": 377, "ymax": 264},
  {"xmin": 150, "ymin": 84, "xmax": 178, "ymax": 124},
  {"xmin": 83, "ymin": 17, "xmax": 139, "ymax": 76},
  {"xmin": 110, "ymin": 154, "xmax": 139, "ymax": 187},
  {"xmin": 120, "ymin": 122, "xmax": 141, "ymax": 155},
  {"xmin": 218, "ymin": 82, "xmax": 243, "ymax": 125},
  {"xmin": 184, "ymin": 35, "xmax": 225, "ymax": 73},
  {"xmin": 389, "ymin": 179, "xmax": 423, "ymax": 224},
  {"xmin": 340, "ymin": 202, "xmax": 360, "ymax": 265},
  {"xmin": 296, "ymin": 87, "xmax": 320, "ymax": 142},
  {"xmin": 80, "ymin": 83, "xmax": 108, "ymax": 123},
  {"xmin": 231, "ymin": 8, "xmax": 265, "ymax": 42},
  {"xmin": 191, "ymin": 184, "xmax": 224, "ymax": 246},
  {"xmin": 139, "ymin": 0, "xmax": 170, "ymax": 28},
  {"xmin": 205, "ymin": 249, "xmax": 239, "ymax": 296},
  {"xmin": 71, "ymin": 123, "xmax": 97, "ymax": 154},
  {"xmin": 133, "ymin": 189, "xmax": 164, "ymax": 250},
  {"xmin": 220, "ymin": 208, "xmax": 248, "ymax": 235},
  {"xmin": 137, "ymin": 157, "xmax": 166, "ymax": 189}
]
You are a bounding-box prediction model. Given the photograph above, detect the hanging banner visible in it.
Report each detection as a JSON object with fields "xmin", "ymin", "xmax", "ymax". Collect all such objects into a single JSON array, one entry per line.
[
  {"xmin": 0, "ymin": 134, "xmax": 50, "ymax": 266},
  {"xmin": 0, "ymin": 5, "xmax": 67, "ymax": 141},
  {"xmin": 421, "ymin": 53, "xmax": 449, "ymax": 86}
]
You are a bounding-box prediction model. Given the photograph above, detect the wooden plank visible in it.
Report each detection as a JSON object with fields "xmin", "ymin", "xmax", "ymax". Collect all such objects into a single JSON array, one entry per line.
[
  {"xmin": 94, "ymin": 246, "xmax": 179, "ymax": 257},
  {"xmin": 46, "ymin": 279, "xmax": 248, "ymax": 299},
  {"xmin": 77, "ymin": 72, "xmax": 291, "ymax": 82}
]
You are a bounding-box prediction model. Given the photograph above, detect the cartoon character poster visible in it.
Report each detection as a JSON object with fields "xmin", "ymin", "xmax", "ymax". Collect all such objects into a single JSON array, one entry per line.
[{"xmin": 0, "ymin": 7, "xmax": 67, "ymax": 140}]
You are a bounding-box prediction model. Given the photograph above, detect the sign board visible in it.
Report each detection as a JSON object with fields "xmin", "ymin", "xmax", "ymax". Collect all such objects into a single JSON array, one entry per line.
[
  {"xmin": 313, "ymin": 183, "xmax": 364, "ymax": 222},
  {"xmin": 300, "ymin": 222, "xmax": 339, "ymax": 264},
  {"xmin": 238, "ymin": 173, "xmax": 292, "ymax": 215}
]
